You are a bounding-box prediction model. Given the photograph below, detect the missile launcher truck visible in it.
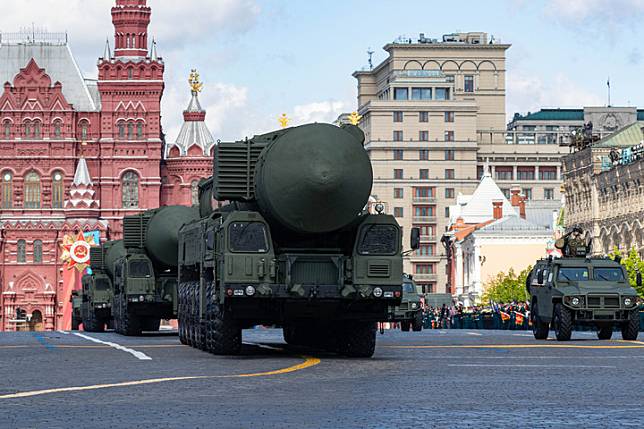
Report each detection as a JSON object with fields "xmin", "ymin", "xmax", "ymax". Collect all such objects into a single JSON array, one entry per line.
[
  {"xmin": 177, "ymin": 123, "xmax": 412, "ymax": 357},
  {"xmin": 83, "ymin": 206, "xmax": 199, "ymax": 335}
]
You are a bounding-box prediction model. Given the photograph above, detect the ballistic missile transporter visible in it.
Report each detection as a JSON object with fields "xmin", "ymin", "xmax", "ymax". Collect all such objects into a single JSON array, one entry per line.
[
  {"xmin": 84, "ymin": 206, "xmax": 199, "ymax": 335},
  {"xmin": 178, "ymin": 123, "xmax": 409, "ymax": 357},
  {"xmin": 527, "ymin": 228, "xmax": 641, "ymax": 341}
]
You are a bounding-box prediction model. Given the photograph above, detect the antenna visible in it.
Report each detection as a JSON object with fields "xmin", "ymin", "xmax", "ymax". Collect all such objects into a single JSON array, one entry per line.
[
  {"xmin": 607, "ymin": 76, "xmax": 611, "ymax": 107},
  {"xmin": 367, "ymin": 47, "xmax": 374, "ymax": 70}
]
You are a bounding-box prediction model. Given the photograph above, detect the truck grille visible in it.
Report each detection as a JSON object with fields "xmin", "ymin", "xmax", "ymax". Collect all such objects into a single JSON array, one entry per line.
[
  {"xmin": 290, "ymin": 257, "xmax": 339, "ymax": 285},
  {"xmin": 588, "ymin": 295, "xmax": 619, "ymax": 308},
  {"xmin": 368, "ymin": 262, "xmax": 390, "ymax": 277},
  {"xmin": 603, "ymin": 296, "xmax": 619, "ymax": 308}
]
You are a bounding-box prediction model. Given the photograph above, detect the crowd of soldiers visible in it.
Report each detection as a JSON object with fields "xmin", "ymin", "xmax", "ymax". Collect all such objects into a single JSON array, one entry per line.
[{"xmin": 422, "ymin": 302, "xmax": 531, "ymax": 330}]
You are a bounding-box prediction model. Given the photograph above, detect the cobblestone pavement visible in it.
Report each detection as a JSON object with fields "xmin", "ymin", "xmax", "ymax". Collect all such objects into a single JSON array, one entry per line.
[{"xmin": 0, "ymin": 328, "xmax": 643, "ymax": 428}]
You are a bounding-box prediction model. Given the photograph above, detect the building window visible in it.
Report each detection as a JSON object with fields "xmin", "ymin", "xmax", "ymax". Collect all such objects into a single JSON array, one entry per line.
[
  {"xmin": 118, "ymin": 123, "xmax": 125, "ymax": 139},
  {"xmin": 1, "ymin": 171, "xmax": 12, "ymax": 208},
  {"xmin": 444, "ymin": 207, "xmax": 450, "ymax": 217},
  {"xmin": 419, "ymin": 169, "xmax": 429, "ymax": 180},
  {"xmin": 33, "ymin": 240, "xmax": 43, "ymax": 263},
  {"xmin": 539, "ymin": 167, "xmax": 557, "ymax": 180},
  {"xmin": 414, "ymin": 187, "xmax": 434, "ymax": 199},
  {"xmin": 17, "ymin": 240, "xmax": 26, "ymax": 263},
  {"xmin": 411, "ymin": 87, "xmax": 432, "ymax": 100},
  {"xmin": 53, "ymin": 121, "xmax": 62, "ymax": 139},
  {"xmin": 523, "ymin": 188, "xmax": 533, "ymax": 200},
  {"xmin": 24, "ymin": 171, "xmax": 41, "ymax": 209},
  {"xmin": 417, "ymin": 244, "xmax": 435, "ymax": 256},
  {"xmin": 417, "ymin": 225, "xmax": 434, "ymax": 237},
  {"xmin": 544, "ymin": 188, "xmax": 554, "ymax": 200},
  {"xmin": 127, "ymin": 123, "xmax": 134, "ymax": 140},
  {"xmin": 419, "ymin": 130, "xmax": 429, "ymax": 141},
  {"xmin": 495, "ymin": 167, "xmax": 513, "ymax": 181},
  {"xmin": 393, "ymin": 111, "xmax": 403, "ymax": 122},
  {"xmin": 393, "ymin": 88, "xmax": 408, "ymax": 100},
  {"xmin": 3, "ymin": 121, "xmax": 10, "ymax": 138},
  {"xmin": 393, "ymin": 130, "xmax": 403, "ymax": 141},
  {"xmin": 464, "ymin": 75, "xmax": 474, "ymax": 93},
  {"xmin": 444, "ymin": 131, "xmax": 455, "ymax": 142},
  {"xmin": 445, "ymin": 169, "xmax": 455, "ymax": 179},
  {"xmin": 501, "ymin": 188, "xmax": 511, "ymax": 199},
  {"xmin": 128, "ymin": 68, "xmax": 133, "ymax": 80},
  {"xmin": 394, "ymin": 169, "xmax": 403, "ymax": 179},
  {"xmin": 52, "ymin": 171, "xmax": 64, "ymax": 209},
  {"xmin": 137, "ymin": 122, "xmax": 144, "ymax": 139},
  {"xmin": 421, "ymin": 283, "xmax": 435, "ymax": 294},
  {"xmin": 33, "ymin": 121, "xmax": 41, "ymax": 139},
  {"xmin": 445, "ymin": 112, "xmax": 455, "ymax": 123},
  {"xmin": 191, "ymin": 180, "xmax": 200, "ymax": 206},
  {"xmin": 393, "ymin": 149, "xmax": 404, "ymax": 160},
  {"xmin": 415, "ymin": 263, "xmax": 434, "ymax": 274},
  {"xmin": 419, "ymin": 112, "xmax": 429, "ymax": 122},
  {"xmin": 445, "ymin": 188, "xmax": 455, "ymax": 199},
  {"xmin": 444, "ymin": 149, "xmax": 455, "ymax": 161},
  {"xmin": 394, "ymin": 207, "xmax": 404, "ymax": 217},
  {"xmin": 435, "ymin": 88, "xmax": 449, "ymax": 100},
  {"xmin": 121, "ymin": 171, "xmax": 140, "ymax": 208},
  {"xmin": 517, "ymin": 167, "xmax": 535, "ymax": 181},
  {"xmin": 394, "ymin": 188, "xmax": 404, "ymax": 199},
  {"xmin": 419, "ymin": 150, "xmax": 429, "ymax": 160},
  {"xmin": 80, "ymin": 121, "xmax": 88, "ymax": 141},
  {"xmin": 23, "ymin": 121, "xmax": 31, "ymax": 138},
  {"xmin": 414, "ymin": 206, "xmax": 434, "ymax": 217}
]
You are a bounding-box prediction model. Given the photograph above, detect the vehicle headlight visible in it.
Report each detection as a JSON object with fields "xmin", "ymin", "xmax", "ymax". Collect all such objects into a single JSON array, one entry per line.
[
  {"xmin": 624, "ymin": 297, "xmax": 633, "ymax": 306},
  {"xmin": 411, "ymin": 302, "xmax": 418, "ymax": 309},
  {"xmin": 571, "ymin": 297, "xmax": 580, "ymax": 306},
  {"xmin": 245, "ymin": 286, "xmax": 256, "ymax": 296},
  {"xmin": 373, "ymin": 287, "xmax": 383, "ymax": 298}
]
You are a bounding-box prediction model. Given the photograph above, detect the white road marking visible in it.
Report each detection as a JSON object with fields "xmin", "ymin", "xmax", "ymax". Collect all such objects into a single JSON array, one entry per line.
[
  {"xmin": 439, "ymin": 331, "xmax": 447, "ymax": 334},
  {"xmin": 467, "ymin": 332, "xmax": 483, "ymax": 336},
  {"xmin": 56, "ymin": 330, "xmax": 69, "ymax": 335},
  {"xmin": 513, "ymin": 333, "xmax": 534, "ymax": 337},
  {"xmin": 448, "ymin": 364, "xmax": 616, "ymax": 369},
  {"xmin": 73, "ymin": 333, "xmax": 152, "ymax": 361}
]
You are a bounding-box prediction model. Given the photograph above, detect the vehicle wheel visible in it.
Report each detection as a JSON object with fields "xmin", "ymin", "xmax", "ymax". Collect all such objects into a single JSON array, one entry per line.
[
  {"xmin": 621, "ymin": 310, "xmax": 639, "ymax": 341},
  {"xmin": 412, "ymin": 312, "xmax": 423, "ymax": 332},
  {"xmin": 596, "ymin": 325, "xmax": 612, "ymax": 340},
  {"xmin": 82, "ymin": 309, "xmax": 105, "ymax": 333},
  {"xmin": 178, "ymin": 283, "xmax": 188, "ymax": 345},
  {"xmin": 531, "ymin": 302, "xmax": 549, "ymax": 340},
  {"xmin": 115, "ymin": 295, "xmax": 142, "ymax": 336},
  {"xmin": 400, "ymin": 321, "xmax": 411, "ymax": 332},
  {"xmin": 552, "ymin": 303, "xmax": 572, "ymax": 341},
  {"xmin": 337, "ymin": 322, "xmax": 376, "ymax": 358},
  {"xmin": 210, "ymin": 302, "xmax": 241, "ymax": 355},
  {"xmin": 71, "ymin": 318, "xmax": 80, "ymax": 331}
]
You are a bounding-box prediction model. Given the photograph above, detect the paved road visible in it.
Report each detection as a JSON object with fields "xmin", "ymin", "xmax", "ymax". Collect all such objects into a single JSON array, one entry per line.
[{"xmin": 0, "ymin": 328, "xmax": 643, "ymax": 428}]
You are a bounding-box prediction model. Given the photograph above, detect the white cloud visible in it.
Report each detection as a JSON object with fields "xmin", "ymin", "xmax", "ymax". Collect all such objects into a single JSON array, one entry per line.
[
  {"xmin": 506, "ymin": 72, "xmax": 604, "ymax": 119},
  {"xmin": 292, "ymin": 100, "xmax": 348, "ymax": 125},
  {"xmin": 543, "ymin": 0, "xmax": 644, "ymax": 36}
]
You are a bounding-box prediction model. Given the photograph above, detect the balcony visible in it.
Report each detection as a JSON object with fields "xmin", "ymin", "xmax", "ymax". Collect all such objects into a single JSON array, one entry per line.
[
  {"xmin": 419, "ymin": 235, "xmax": 437, "ymax": 243},
  {"xmin": 412, "ymin": 273, "xmax": 438, "ymax": 281},
  {"xmin": 412, "ymin": 216, "xmax": 437, "ymax": 223},
  {"xmin": 476, "ymin": 129, "xmax": 615, "ymax": 146},
  {"xmin": 412, "ymin": 196, "xmax": 436, "ymax": 204}
]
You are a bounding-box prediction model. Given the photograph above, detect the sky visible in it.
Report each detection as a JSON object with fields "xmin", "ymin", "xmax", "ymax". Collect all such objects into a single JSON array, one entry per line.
[{"xmin": 1, "ymin": 0, "xmax": 643, "ymax": 142}]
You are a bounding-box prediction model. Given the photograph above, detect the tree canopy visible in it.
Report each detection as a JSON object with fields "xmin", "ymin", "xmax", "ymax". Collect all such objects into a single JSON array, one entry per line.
[
  {"xmin": 608, "ymin": 247, "xmax": 644, "ymax": 297},
  {"xmin": 482, "ymin": 266, "xmax": 531, "ymax": 304}
]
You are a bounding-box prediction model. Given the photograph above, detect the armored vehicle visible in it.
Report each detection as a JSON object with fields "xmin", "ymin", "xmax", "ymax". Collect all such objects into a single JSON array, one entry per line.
[
  {"xmin": 178, "ymin": 123, "xmax": 410, "ymax": 357},
  {"xmin": 70, "ymin": 290, "xmax": 82, "ymax": 330},
  {"xmin": 527, "ymin": 228, "xmax": 641, "ymax": 341},
  {"xmin": 390, "ymin": 274, "xmax": 423, "ymax": 332},
  {"xmin": 79, "ymin": 269, "xmax": 113, "ymax": 332},
  {"xmin": 83, "ymin": 206, "xmax": 199, "ymax": 335}
]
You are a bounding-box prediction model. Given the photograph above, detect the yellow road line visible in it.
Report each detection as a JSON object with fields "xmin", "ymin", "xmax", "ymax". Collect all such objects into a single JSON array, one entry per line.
[
  {"xmin": 0, "ymin": 356, "xmax": 320, "ymax": 400},
  {"xmin": 385, "ymin": 344, "xmax": 644, "ymax": 350},
  {"xmin": 616, "ymin": 340, "xmax": 644, "ymax": 346}
]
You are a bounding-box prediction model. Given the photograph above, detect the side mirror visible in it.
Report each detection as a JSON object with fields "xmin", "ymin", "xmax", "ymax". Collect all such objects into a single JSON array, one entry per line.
[
  {"xmin": 637, "ymin": 272, "xmax": 642, "ymax": 288},
  {"xmin": 410, "ymin": 227, "xmax": 420, "ymax": 251},
  {"xmin": 537, "ymin": 270, "xmax": 544, "ymax": 285}
]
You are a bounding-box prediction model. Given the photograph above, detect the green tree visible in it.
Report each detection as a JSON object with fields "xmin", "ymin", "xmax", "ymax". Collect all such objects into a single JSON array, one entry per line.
[
  {"xmin": 608, "ymin": 247, "xmax": 644, "ymax": 297},
  {"xmin": 482, "ymin": 266, "xmax": 532, "ymax": 304}
]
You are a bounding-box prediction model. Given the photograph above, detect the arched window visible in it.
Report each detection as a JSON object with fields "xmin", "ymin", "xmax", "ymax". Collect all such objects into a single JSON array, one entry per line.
[
  {"xmin": 79, "ymin": 121, "xmax": 89, "ymax": 141},
  {"xmin": 127, "ymin": 123, "xmax": 134, "ymax": 140},
  {"xmin": 1, "ymin": 171, "xmax": 12, "ymax": 208},
  {"xmin": 33, "ymin": 240, "xmax": 43, "ymax": 263},
  {"xmin": 191, "ymin": 180, "xmax": 199, "ymax": 206},
  {"xmin": 52, "ymin": 171, "xmax": 64, "ymax": 209},
  {"xmin": 3, "ymin": 121, "xmax": 10, "ymax": 138},
  {"xmin": 127, "ymin": 68, "xmax": 133, "ymax": 80},
  {"xmin": 17, "ymin": 240, "xmax": 26, "ymax": 263},
  {"xmin": 126, "ymin": 34, "xmax": 130, "ymax": 48},
  {"xmin": 118, "ymin": 122, "xmax": 125, "ymax": 139},
  {"xmin": 33, "ymin": 121, "xmax": 41, "ymax": 139},
  {"xmin": 24, "ymin": 171, "xmax": 41, "ymax": 209},
  {"xmin": 23, "ymin": 121, "xmax": 31, "ymax": 138},
  {"xmin": 136, "ymin": 122, "xmax": 143, "ymax": 139},
  {"xmin": 53, "ymin": 120, "xmax": 62, "ymax": 139},
  {"xmin": 121, "ymin": 171, "xmax": 139, "ymax": 208}
]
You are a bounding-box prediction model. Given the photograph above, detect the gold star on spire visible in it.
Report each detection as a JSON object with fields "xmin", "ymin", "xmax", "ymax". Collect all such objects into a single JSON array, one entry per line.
[
  {"xmin": 348, "ymin": 111, "xmax": 362, "ymax": 126},
  {"xmin": 278, "ymin": 113, "xmax": 289, "ymax": 128},
  {"xmin": 188, "ymin": 69, "xmax": 203, "ymax": 93}
]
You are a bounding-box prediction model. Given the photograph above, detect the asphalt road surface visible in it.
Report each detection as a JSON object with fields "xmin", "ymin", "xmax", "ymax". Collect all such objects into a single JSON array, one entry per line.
[{"xmin": 1, "ymin": 328, "xmax": 643, "ymax": 428}]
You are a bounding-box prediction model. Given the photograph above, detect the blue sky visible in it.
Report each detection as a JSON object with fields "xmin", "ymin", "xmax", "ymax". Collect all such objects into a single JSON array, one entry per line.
[{"xmin": 1, "ymin": 0, "xmax": 643, "ymax": 141}]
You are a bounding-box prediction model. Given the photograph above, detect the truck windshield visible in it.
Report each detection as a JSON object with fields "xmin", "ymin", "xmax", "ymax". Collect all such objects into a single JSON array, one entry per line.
[
  {"xmin": 557, "ymin": 267, "xmax": 589, "ymax": 282},
  {"xmin": 593, "ymin": 268, "xmax": 625, "ymax": 282},
  {"xmin": 229, "ymin": 222, "xmax": 269, "ymax": 253},
  {"xmin": 129, "ymin": 261, "xmax": 152, "ymax": 278},
  {"xmin": 402, "ymin": 282, "xmax": 415, "ymax": 293},
  {"xmin": 358, "ymin": 224, "xmax": 398, "ymax": 255},
  {"xmin": 95, "ymin": 279, "xmax": 110, "ymax": 290}
]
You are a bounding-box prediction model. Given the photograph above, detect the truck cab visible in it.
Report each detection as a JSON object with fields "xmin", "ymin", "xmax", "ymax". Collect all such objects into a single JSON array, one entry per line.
[{"xmin": 389, "ymin": 274, "xmax": 423, "ymax": 332}]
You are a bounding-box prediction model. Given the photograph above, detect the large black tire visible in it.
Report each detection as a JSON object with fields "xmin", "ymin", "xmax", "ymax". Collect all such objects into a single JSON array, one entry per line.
[
  {"xmin": 209, "ymin": 302, "xmax": 241, "ymax": 355},
  {"xmin": 412, "ymin": 312, "xmax": 423, "ymax": 332},
  {"xmin": 337, "ymin": 322, "xmax": 376, "ymax": 358},
  {"xmin": 71, "ymin": 318, "xmax": 81, "ymax": 331},
  {"xmin": 596, "ymin": 325, "xmax": 613, "ymax": 340},
  {"xmin": 114, "ymin": 295, "xmax": 142, "ymax": 336},
  {"xmin": 531, "ymin": 302, "xmax": 549, "ymax": 340},
  {"xmin": 400, "ymin": 321, "xmax": 411, "ymax": 332},
  {"xmin": 621, "ymin": 310, "xmax": 639, "ymax": 341},
  {"xmin": 178, "ymin": 283, "xmax": 188, "ymax": 345},
  {"xmin": 82, "ymin": 309, "xmax": 105, "ymax": 333},
  {"xmin": 552, "ymin": 303, "xmax": 572, "ymax": 341}
]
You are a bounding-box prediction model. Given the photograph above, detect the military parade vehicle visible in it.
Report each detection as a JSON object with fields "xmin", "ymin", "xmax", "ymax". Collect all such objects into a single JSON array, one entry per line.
[
  {"xmin": 70, "ymin": 290, "xmax": 82, "ymax": 331},
  {"xmin": 389, "ymin": 274, "xmax": 423, "ymax": 332},
  {"xmin": 82, "ymin": 206, "xmax": 199, "ymax": 335},
  {"xmin": 177, "ymin": 123, "xmax": 410, "ymax": 357},
  {"xmin": 527, "ymin": 228, "xmax": 641, "ymax": 341}
]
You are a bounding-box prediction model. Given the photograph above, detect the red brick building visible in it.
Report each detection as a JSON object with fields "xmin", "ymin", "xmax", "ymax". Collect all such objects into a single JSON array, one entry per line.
[{"xmin": 0, "ymin": 0, "xmax": 214, "ymax": 331}]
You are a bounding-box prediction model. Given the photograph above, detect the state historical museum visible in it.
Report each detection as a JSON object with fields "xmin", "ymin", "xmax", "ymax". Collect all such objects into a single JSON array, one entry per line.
[{"xmin": 0, "ymin": 0, "xmax": 215, "ymax": 331}]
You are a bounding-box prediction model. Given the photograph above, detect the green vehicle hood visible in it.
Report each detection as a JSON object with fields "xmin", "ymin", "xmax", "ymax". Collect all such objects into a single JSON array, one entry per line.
[{"xmin": 557, "ymin": 281, "xmax": 637, "ymax": 295}]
